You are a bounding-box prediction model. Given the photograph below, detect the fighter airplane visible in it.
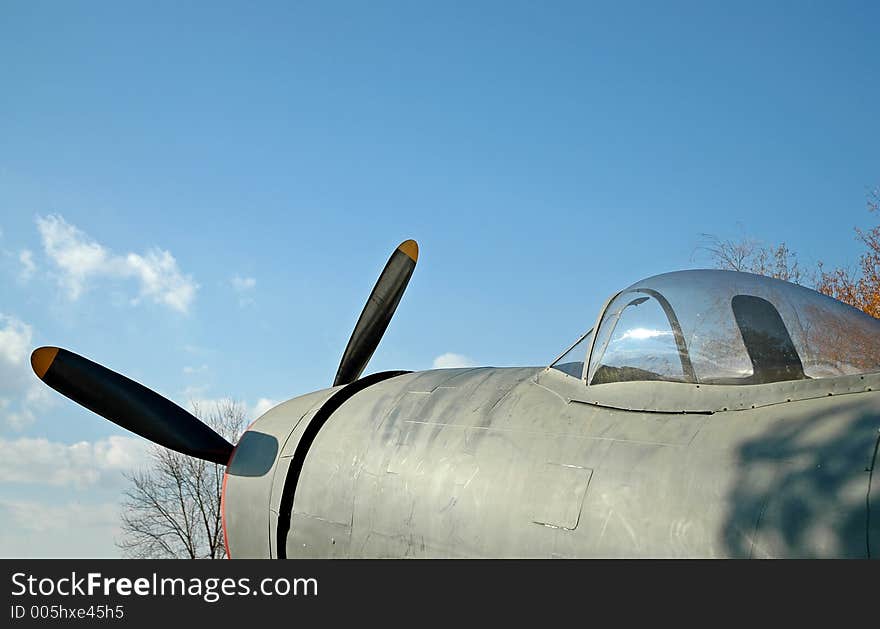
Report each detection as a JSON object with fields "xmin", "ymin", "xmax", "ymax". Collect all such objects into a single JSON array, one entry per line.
[{"xmin": 30, "ymin": 240, "xmax": 880, "ymax": 558}]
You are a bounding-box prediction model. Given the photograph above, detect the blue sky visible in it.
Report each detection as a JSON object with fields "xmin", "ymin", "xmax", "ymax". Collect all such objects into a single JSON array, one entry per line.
[{"xmin": 1, "ymin": 1, "xmax": 878, "ymax": 556}]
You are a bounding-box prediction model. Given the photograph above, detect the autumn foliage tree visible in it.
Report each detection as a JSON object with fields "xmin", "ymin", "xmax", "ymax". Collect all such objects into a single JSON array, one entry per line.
[{"xmin": 815, "ymin": 188, "xmax": 880, "ymax": 318}]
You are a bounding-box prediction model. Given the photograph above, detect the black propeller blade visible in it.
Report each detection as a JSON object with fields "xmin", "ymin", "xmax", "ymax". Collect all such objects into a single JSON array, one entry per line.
[
  {"xmin": 31, "ymin": 347, "xmax": 234, "ymax": 464},
  {"xmin": 333, "ymin": 239, "xmax": 418, "ymax": 386}
]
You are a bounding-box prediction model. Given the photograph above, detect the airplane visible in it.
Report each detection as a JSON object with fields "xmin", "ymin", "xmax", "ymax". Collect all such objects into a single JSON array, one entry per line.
[{"xmin": 30, "ymin": 239, "xmax": 880, "ymax": 558}]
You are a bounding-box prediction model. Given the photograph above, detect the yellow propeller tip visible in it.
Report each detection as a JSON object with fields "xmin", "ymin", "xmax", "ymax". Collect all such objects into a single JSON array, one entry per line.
[
  {"xmin": 31, "ymin": 346, "xmax": 59, "ymax": 380},
  {"xmin": 397, "ymin": 239, "xmax": 419, "ymax": 262}
]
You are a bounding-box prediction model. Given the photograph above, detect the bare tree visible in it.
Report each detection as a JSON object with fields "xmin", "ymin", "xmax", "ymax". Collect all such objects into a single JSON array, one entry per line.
[
  {"xmin": 700, "ymin": 186, "xmax": 880, "ymax": 319},
  {"xmin": 698, "ymin": 233, "xmax": 804, "ymax": 284},
  {"xmin": 117, "ymin": 399, "xmax": 247, "ymax": 559}
]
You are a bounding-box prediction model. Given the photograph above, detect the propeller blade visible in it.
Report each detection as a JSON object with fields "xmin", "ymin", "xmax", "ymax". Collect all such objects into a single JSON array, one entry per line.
[
  {"xmin": 31, "ymin": 347, "xmax": 234, "ymax": 464},
  {"xmin": 333, "ymin": 239, "xmax": 418, "ymax": 386}
]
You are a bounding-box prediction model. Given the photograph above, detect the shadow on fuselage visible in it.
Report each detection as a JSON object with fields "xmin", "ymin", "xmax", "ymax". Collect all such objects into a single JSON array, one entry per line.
[{"xmin": 722, "ymin": 399, "xmax": 880, "ymax": 558}]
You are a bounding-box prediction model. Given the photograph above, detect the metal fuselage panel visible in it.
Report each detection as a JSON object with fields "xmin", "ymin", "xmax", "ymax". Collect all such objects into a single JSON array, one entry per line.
[
  {"xmin": 227, "ymin": 367, "xmax": 880, "ymax": 558},
  {"xmin": 223, "ymin": 387, "xmax": 343, "ymax": 558}
]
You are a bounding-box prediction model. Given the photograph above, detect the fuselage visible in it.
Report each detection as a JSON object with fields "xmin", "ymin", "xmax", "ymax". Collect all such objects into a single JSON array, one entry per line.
[{"xmin": 223, "ymin": 366, "xmax": 880, "ymax": 558}]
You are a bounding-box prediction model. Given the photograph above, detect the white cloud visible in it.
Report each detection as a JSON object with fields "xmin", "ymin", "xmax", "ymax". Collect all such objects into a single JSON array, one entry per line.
[
  {"xmin": 180, "ymin": 389, "xmax": 278, "ymax": 424},
  {"xmin": 231, "ymin": 275, "xmax": 256, "ymax": 291},
  {"xmin": 6, "ymin": 383, "xmax": 53, "ymax": 430},
  {"xmin": 18, "ymin": 249, "xmax": 35, "ymax": 281},
  {"xmin": 183, "ymin": 364, "xmax": 208, "ymax": 375},
  {"xmin": 0, "ymin": 435, "xmax": 150, "ymax": 489},
  {"xmin": 125, "ymin": 249, "xmax": 197, "ymax": 312},
  {"xmin": 37, "ymin": 214, "xmax": 110, "ymax": 299},
  {"xmin": 432, "ymin": 352, "xmax": 477, "ymax": 369},
  {"xmin": 0, "ymin": 313, "xmax": 53, "ymax": 429},
  {"xmin": 250, "ymin": 398, "xmax": 278, "ymax": 418},
  {"xmin": 179, "ymin": 386, "xmax": 222, "ymax": 410},
  {"xmin": 230, "ymin": 274, "xmax": 256, "ymax": 307},
  {"xmin": 36, "ymin": 214, "xmax": 197, "ymax": 313},
  {"xmin": 0, "ymin": 500, "xmax": 123, "ymax": 557},
  {"xmin": 0, "ymin": 314, "xmax": 31, "ymax": 366},
  {"xmin": 0, "ymin": 500, "xmax": 119, "ymax": 534}
]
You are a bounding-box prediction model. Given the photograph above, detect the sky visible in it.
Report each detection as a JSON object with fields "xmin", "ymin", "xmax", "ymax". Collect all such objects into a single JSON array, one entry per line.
[{"xmin": 1, "ymin": 1, "xmax": 878, "ymax": 557}]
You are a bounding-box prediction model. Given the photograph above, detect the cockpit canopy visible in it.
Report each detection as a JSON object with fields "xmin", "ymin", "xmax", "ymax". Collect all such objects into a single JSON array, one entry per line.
[{"xmin": 551, "ymin": 270, "xmax": 880, "ymax": 386}]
